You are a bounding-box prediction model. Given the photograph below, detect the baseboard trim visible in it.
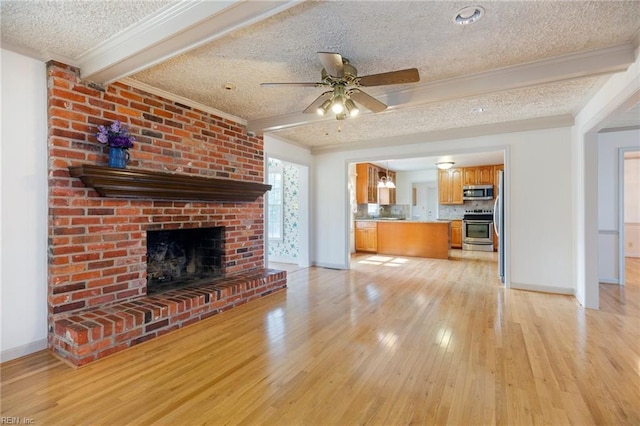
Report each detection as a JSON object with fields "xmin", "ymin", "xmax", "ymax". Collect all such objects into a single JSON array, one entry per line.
[
  {"xmin": 314, "ymin": 262, "xmax": 347, "ymax": 270},
  {"xmin": 1, "ymin": 339, "xmax": 48, "ymax": 363},
  {"xmin": 509, "ymin": 282, "xmax": 575, "ymax": 295},
  {"xmin": 599, "ymin": 278, "xmax": 620, "ymax": 284}
]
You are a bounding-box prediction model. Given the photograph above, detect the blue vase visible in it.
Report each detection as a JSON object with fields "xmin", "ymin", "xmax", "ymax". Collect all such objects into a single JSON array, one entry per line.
[{"xmin": 108, "ymin": 147, "xmax": 130, "ymax": 168}]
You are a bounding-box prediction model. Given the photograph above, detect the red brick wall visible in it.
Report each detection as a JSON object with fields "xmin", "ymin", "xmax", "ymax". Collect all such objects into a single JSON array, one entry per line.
[{"xmin": 47, "ymin": 61, "xmax": 267, "ymax": 320}]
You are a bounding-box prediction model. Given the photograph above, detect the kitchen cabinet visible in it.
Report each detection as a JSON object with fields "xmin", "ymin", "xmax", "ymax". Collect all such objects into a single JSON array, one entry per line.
[
  {"xmin": 451, "ymin": 220, "xmax": 462, "ymax": 248},
  {"xmin": 377, "ymin": 221, "xmax": 449, "ymax": 259},
  {"xmin": 438, "ymin": 168, "xmax": 463, "ymax": 204},
  {"xmin": 355, "ymin": 221, "xmax": 378, "ymax": 252},
  {"xmin": 356, "ymin": 163, "xmax": 397, "ymax": 205},
  {"xmin": 356, "ymin": 163, "xmax": 379, "ymax": 204},
  {"xmin": 463, "ymin": 165, "xmax": 494, "ymax": 185},
  {"xmin": 389, "ymin": 171, "xmax": 397, "ymax": 204}
]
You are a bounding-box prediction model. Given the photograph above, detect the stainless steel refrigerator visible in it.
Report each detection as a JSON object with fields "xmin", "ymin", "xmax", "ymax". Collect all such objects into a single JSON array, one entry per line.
[{"xmin": 493, "ymin": 170, "xmax": 505, "ymax": 284}]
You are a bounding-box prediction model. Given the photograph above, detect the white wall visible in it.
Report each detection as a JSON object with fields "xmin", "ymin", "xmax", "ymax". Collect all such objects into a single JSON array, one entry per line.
[
  {"xmin": 624, "ymin": 156, "xmax": 640, "ymax": 257},
  {"xmin": 624, "ymin": 156, "xmax": 640, "ymax": 224},
  {"xmin": 314, "ymin": 127, "xmax": 575, "ymax": 294},
  {"xmin": 597, "ymin": 130, "xmax": 640, "ymax": 283},
  {"xmin": 0, "ymin": 49, "xmax": 48, "ymax": 361}
]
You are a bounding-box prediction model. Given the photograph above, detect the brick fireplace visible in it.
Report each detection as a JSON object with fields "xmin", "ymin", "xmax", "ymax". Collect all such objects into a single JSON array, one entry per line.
[{"xmin": 46, "ymin": 62, "xmax": 286, "ymax": 366}]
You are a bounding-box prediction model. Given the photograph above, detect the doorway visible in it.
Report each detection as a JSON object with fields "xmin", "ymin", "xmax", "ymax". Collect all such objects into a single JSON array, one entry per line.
[
  {"xmin": 266, "ymin": 157, "xmax": 310, "ymax": 271},
  {"xmin": 619, "ymin": 149, "xmax": 640, "ymax": 285},
  {"xmin": 411, "ymin": 182, "xmax": 437, "ymax": 221},
  {"xmin": 597, "ymin": 134, "xmax": 640, "ymax": 314}
]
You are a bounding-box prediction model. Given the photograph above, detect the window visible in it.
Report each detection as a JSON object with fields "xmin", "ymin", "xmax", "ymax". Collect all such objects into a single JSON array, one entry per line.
[{"xmin": 268, "ymin": 164, "xmax": 284, "ymax": 241}]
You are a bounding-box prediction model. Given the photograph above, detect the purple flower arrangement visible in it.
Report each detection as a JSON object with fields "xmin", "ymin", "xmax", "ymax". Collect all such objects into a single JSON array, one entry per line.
[{"xmin": 96, "ymin": 120, "xmax": 135, "ymax": 149}]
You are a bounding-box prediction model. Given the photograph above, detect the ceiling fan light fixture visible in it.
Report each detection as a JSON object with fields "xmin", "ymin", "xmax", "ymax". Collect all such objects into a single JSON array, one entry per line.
[
  {"xmin": 317, "ymin": 99, "xmax": 332, "ymax": 116},
  {"xmin": 345, "ymin": 98, "xmax": 359, "ymax": 117},
  {"xmin": 436, "ymin": 161, "xmax": 455, "ymax": 170},
  {"xmin": 453, "ymin": 6, "xmax": 485, "ymax": 25},
  {"xmin": 331, "ymin": 97, "xmax": 345, "ymax": 114}
]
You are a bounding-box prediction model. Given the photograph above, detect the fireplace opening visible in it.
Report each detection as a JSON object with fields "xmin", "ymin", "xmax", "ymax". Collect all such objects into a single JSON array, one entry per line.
[{"xmin": 146, "ymin": 227, "xmax": 224, "ymax": 294}]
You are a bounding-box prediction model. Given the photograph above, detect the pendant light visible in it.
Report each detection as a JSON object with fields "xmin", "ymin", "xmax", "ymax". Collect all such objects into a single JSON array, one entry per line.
[{"xmin": 378, "ymin": 162, "xmax": 396, "ymax": 188}]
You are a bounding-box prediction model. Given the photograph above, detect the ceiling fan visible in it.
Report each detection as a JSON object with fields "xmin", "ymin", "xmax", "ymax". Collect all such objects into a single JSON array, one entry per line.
[{"xmin": 260, "ymin": 52, "xmax": 420, "ymax": 120}]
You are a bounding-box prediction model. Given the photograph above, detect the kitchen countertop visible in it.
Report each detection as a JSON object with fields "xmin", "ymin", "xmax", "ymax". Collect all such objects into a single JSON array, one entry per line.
[{"xmin": 355, "ymin": 218, "xmax": 451, "ymax": 223}]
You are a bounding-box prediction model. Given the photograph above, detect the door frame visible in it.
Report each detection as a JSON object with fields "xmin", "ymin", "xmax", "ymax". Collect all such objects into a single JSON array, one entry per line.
[
  {"xmin": 265, "ymin": 155, "xmax": 310, "ymax": 268},
  {"xmin": 618, "ymin": 146, "xmax": 640, "ymax": 286}
]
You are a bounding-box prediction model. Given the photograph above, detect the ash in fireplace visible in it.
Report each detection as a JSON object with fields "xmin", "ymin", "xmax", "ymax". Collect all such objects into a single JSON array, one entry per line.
[{"xmin": 147, "ymin": 241, "xmax": 187, "ymax": 282}]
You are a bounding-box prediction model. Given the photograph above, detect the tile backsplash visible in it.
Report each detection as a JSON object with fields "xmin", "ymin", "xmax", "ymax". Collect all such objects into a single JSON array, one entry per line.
[
  {"xmin": 355, "ymin": 203, "xmax": 409, "ymax": 218},
  {"xmin": 439, "ymin": 200, "xmax": 495, "ymax": 219},
  {"xmin": 355, "ymin": 200, "xmax": 494, "ymax": 221}
]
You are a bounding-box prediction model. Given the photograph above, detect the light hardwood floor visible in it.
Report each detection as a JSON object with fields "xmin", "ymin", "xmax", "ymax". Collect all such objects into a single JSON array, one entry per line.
[
  {"xmin": 600, "ymin": 257, "xmax": 640, "ymax": 318},
  {"xmin": 2, "ymin": 251, "xmax": 639, "ymax": 425}
]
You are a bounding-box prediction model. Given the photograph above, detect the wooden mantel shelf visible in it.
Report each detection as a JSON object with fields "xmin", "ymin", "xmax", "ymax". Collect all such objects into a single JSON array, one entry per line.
[{"xmin": 68, "ymin": 165, "xmax": 271, "ymax": 202}]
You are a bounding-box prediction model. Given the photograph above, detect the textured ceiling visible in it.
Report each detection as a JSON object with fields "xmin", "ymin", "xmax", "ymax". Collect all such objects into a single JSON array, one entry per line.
[
  {"xmin": 0, "ymin": 1, "xmax": 174, "ymax": 58},
  {"xmin": 1, "ymin": 0, "xmax": 639, "ymax": 155},
  {"xmin": 130, "ymin": 0, "xmax": 637, "ymax": 119}
]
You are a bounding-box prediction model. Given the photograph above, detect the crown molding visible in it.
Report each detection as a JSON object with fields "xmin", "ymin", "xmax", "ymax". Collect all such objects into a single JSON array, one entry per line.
[
  {"xmin": 599, "ymin": 125, "xmax": 640, "ymax": 133},
  {"xmin": 0, "ymin": 41, "xmax": 77, "ymax": 66},
  {"xmin": 121, "ymin": 77, "xmax": 246, "ymax": 125}
]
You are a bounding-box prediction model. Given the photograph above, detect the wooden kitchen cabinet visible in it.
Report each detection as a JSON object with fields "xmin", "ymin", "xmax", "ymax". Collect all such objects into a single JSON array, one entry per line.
[
  {"xmin": 463, "ymin": 166, "xmax": 494, "ymax": 185},
  {"xmin": 356, "ymin": 163, "xmax": 380, "ymax": 204},
  {"xmin": 450, "ymin": 220, "xmax": 462, "ymax": 248},
  {"xmin": 377, "ymin": 221, "xmax": 449, "ymax": 259},
  {"xmin": 356, "ymin": 163, "xmax": 397, "ymax": 205},
  {"xmin": 438, "ymin": 168, "xmax": 463, "ymax": 204},
  {"xmin": 355, "ymin": 221, "xmax": 377, "ymax": 252}
]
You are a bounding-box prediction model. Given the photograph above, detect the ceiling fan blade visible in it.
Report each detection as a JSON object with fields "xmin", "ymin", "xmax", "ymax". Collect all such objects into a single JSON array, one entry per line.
[
  {"xmin": 261, "ymin": 82, "xmax": 325, "ymax": 87},
  {"xmin": 358, "ymin": 68, "xmax": 420, "ymax": 87},
  {"xmin": 302, "ymin": 91, "xmax": 333, "ymax": 114},
  {"xmin": 318, "ymin": 52, "xmax": 344, "ymax": 77},
  {"xmin": 349, "ymin": 89, "xmax": 387, "ymax": 113}
]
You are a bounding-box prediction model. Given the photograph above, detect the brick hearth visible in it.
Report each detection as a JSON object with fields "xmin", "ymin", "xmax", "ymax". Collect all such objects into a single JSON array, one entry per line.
[
  {"xmin": 46, "ymin": 61, "xmax": 286, "ymax": 366},
  {"xmin": 52, "ymin": 269, "xmax": 286, "ymax": 366}
]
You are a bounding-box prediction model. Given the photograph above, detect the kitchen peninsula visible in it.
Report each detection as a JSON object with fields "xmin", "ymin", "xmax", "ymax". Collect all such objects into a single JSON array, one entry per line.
[{"xmin": 355, "ymin": 219, "xmax": 450, "ymax": 259}]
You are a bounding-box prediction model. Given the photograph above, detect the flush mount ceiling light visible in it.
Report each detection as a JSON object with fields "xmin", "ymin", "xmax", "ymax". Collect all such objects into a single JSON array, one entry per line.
[
  {"xmin": 436, "ymin": 161, "xmax": 455, "ymax": 170},
  {"xmin": 453, "ymin": 6, "xmax": 485, "ymax": 25}
]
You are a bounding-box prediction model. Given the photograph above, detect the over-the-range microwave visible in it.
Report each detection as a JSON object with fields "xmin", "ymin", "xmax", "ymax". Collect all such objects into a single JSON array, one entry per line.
[{"xmin": 462, "ymin": 184, "xmax": 494, "ymax": 200}]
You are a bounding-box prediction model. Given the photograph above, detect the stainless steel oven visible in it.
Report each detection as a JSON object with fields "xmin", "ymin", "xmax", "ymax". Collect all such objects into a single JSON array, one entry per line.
[{"xmin": 462, "ymin": 210, "xmax": 494, "ymax": 251}]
